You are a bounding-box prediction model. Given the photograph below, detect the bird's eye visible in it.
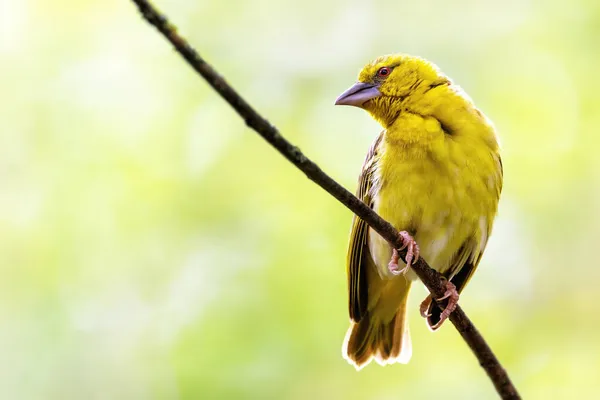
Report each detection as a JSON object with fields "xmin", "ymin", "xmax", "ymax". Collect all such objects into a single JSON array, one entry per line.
[{"xmin": 377, "ymin": 67, "xmax": 391, "ymax": 78}]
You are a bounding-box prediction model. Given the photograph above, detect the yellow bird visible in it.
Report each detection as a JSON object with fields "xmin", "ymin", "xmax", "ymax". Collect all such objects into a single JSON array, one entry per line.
[{"xmin": 335, "ymin": 54, "xmax": 502, "ymax": 369}]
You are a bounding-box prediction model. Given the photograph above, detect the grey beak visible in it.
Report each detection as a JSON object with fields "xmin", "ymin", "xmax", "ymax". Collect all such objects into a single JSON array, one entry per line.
[{"xmin": 335, "ymin": 82, "xmax": 381, "ymax": 107}]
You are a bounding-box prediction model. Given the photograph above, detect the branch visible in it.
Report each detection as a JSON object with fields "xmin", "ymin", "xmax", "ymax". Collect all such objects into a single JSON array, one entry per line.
[{"xmin": 129, "ymin": 1, "xmax": 521, "ymax": 399}]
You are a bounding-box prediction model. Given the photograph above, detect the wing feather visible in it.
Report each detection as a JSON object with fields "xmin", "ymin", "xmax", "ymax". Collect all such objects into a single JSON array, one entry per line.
[
  {"xmin": 427, "ymin": 152, "xmax": 503, "ymax": 329},
  {"xmin": 347, "ymin": 132, "xmax": 383, "ymax": 322},
  {"xmin": 449, "ymin": 151, "xmax": 503, "ymax": 291}
]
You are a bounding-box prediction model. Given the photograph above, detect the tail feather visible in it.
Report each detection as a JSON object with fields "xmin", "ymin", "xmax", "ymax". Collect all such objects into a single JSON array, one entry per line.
[
  {"xmin": 343, "ymin": 280, "xmax": 412, "ymax": 369},
  {"xmin": 344, "ymin": 314, "xmax": 376, "ymax": 367}
]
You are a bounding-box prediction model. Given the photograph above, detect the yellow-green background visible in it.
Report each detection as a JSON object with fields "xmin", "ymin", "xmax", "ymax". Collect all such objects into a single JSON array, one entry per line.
[{"xmin": 1, "ymin": 0, "xmax": 599, "ymax": 398}]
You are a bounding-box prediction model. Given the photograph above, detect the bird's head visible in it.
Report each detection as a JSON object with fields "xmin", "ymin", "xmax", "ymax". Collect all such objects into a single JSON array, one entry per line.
[{"xmin": 335, "ymin": 54, "xmax": 450, "ymax": 128}]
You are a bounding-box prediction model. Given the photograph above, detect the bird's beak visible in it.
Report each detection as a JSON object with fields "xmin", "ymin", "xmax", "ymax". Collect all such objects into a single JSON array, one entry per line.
[{"xmin": 334, "ymin": 82, "xmax": 381, "ymax": 107}]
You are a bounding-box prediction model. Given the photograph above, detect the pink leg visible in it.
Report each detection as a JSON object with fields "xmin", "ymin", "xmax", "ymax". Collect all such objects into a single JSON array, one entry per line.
[
  {"xmin": 431, "ymin": 281, "xmax": 460, "ymax": 330},
  {"xmin": 388, "ymin": 248, "xmax": 401, "ymax": 274},
  {"xmin": 387, "ymin": 231, "xmax": 420, "ymax": 276}
]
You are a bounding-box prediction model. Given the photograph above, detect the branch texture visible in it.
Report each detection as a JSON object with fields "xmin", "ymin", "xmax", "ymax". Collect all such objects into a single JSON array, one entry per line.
[{"xmin": 129, "ymin": 1, "xmax": 521, "ymax": 399}]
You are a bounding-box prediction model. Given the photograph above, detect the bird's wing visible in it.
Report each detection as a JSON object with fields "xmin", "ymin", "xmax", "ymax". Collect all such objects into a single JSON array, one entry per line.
[
  {"xmin": 450, "ymin": 152, "xmax": 503, "ymax": 292},
  {"xmin": 427, "ymin": 152, "xmax": 503, "ymax": 329},
  {"xmin": 347, "ymin": 132, "xmax": 383, "ymax": 322}
]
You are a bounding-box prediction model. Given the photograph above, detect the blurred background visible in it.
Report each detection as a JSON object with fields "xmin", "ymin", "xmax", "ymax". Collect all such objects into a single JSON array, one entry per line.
[{"xmin": 1, "ymin": 0, "xmax": 599, "ymax": 398}]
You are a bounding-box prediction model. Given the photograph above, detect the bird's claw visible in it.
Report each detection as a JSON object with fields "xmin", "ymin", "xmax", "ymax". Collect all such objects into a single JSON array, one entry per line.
[
  {"xmin": 387, "ymin": 231, "xmax": 420, "ymax": 276},
  {"xmin": 430, "ymin": 281, "xmax": 459, "ymax": 330},
  {"xmin": 388, "ymin": 248, "xmax": 409, "ymax": 275}
]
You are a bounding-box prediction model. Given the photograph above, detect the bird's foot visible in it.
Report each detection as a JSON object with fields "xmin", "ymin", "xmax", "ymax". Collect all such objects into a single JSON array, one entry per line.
[
  {"xmin": 388, "ymin": 248, "xmax": 406, "ymax": 275},
  {"xmin": 387, "ymin": 231, "xmax": 420, "ymax": 276},
  {"xmin": 430, "ymin": 280, "xmax": 460, "ymax": 330}
]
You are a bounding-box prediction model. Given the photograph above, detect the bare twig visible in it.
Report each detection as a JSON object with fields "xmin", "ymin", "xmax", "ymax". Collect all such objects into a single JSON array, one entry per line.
[{"xmin": 129, "ymin": 1, "xmax": 521, "ymax": 399}]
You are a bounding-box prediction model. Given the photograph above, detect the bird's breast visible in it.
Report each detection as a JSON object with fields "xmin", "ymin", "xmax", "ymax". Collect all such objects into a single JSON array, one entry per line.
[{"xmin": 368, "ymin": 138, "xmax": 493, "ymax": 280}]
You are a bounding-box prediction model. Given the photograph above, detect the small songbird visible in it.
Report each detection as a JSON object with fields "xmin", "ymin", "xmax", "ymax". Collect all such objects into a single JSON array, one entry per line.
[{"xmin": 335, "ymin": 54, "xmax": 502, "ymax": 369}]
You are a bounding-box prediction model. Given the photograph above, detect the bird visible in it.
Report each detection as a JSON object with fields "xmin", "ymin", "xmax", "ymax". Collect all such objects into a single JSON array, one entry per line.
[{"xmin": 335, "ymin": 54, "xmax": 502, "ymax": 369}]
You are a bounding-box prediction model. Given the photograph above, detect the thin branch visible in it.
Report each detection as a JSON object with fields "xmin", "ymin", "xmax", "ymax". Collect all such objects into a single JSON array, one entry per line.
[{"xmin": 129, "ymin": 1, "xmax": 521, "ymax": 399}]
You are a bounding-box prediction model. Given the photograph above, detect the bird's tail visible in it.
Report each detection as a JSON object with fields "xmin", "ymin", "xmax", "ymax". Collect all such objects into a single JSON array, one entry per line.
[{"xmin": 343, "ymin": 278, "xmax": 412, "ymax": 369}]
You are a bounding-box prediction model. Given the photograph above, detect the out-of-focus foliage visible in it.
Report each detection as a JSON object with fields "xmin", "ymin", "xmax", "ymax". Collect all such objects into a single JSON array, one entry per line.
[{"xmin": 1, "ymin": 0, "xmax": 599, "ymax": 398}]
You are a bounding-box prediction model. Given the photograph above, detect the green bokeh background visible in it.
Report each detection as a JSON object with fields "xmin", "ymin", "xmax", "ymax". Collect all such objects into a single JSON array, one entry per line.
[{"xmin": 2, "ymin": 0, "xmax": 599, "ymax": 398}]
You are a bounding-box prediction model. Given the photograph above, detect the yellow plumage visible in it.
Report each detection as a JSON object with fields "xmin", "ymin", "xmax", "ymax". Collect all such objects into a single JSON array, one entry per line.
[{"xmin": 336, "ymin": 54, "xmax": 502, "ymax": 369}]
